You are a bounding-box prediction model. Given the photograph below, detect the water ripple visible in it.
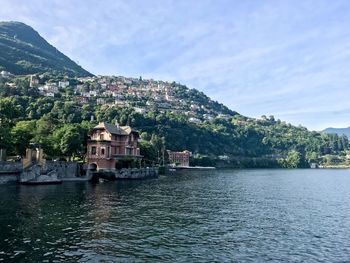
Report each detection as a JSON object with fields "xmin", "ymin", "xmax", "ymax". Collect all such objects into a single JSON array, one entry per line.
[{"xmin": 1, "ymin": 169, "xmax": 350, "ymax": 262}]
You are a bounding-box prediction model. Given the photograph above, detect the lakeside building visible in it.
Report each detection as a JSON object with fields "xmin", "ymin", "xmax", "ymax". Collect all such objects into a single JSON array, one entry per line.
[
  {"xmin": 167, "ymin": 150, "xmax": 192, "ymax": 167},
  {"xmin": 87, "ymin": 122, "xmax": 141, "ymax": 170}
]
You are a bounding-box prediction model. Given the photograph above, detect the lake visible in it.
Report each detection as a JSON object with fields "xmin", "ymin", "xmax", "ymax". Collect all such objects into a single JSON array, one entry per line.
[{"xmin": 1, "ymin": 169, "xmax": 350, "ymax": 262}]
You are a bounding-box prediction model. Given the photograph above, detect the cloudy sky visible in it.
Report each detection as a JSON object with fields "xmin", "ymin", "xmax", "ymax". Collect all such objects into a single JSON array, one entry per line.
[{"xmin": 1, "ymin": 0, "xmax": 350, "ymax": 130}]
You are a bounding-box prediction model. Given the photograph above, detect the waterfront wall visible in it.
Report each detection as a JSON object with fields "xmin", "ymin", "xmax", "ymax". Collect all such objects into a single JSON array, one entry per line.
[
  {"xmin": 0, "ymin": 161, "xmax": 22, "ymax": 173},
  {"xmin": 114, "ymin": 167, "xmax": 158, "ymax": 179},
  {"xmin": 92, "ymin": 167, "xmax": 159, "ymax": 181},
  {"xmin": 0, "ymin": 162, "xmax": 20, "ymax": 184},
  {"xmin": 46, "ymin": 161, "xmax": 80, "ymax": 178},
  {"xmin": 0, "ymin": 161, "xmax": 80, "ymax": 178},
  {"xmin": 20, "ymin": 164, "xmax": 41, "ymax": 182},
  {"xmin": 0, "ymin": 161, "xmax": 81, "ymax": 184},
  {"xmin": 1, "ymin": 161, "xmax": 157, "ymax": 184}
]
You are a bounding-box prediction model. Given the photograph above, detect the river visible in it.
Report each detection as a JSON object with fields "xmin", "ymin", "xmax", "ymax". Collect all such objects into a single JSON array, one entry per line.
[{"xmin": 0, "ymin": 169, "xmax": 350, "ymax": 262}]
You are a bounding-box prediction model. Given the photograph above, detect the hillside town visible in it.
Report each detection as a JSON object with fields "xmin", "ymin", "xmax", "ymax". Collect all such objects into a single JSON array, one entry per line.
[{"xmin": 0, "ymin": 71, "xmax": 234, "ymax": 124}]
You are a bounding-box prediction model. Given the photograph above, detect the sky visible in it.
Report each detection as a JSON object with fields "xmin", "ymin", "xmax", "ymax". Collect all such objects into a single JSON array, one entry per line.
[{"xmin": 1, "ymin": 0, "xmax": 350, "ymax": 130}]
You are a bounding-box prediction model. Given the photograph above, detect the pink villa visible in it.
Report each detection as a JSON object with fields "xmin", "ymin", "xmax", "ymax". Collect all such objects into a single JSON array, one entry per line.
[
  {"xmin": 87, "ymin": 122, "xmax": 141, "ymax": 170},
  {"xmin": 167, "ymin": 150, "xmax": 192, "ymax": 167}
]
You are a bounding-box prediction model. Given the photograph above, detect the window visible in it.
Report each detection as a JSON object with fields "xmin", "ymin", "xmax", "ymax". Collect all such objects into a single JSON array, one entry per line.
[
  {"xmin": 91, "ymin": 146, "xmax": 96, "ymax": 155},
  {"xmin": 101, "ymin": 148, "xmax": 105, "ymax": 155},
  {"xmin": 126, "ymin": 148, "xmax": 133, "ymax": 155},
  {"xmin": 100, "ymin": 134, "xmax": 104, "ymax": 140}
]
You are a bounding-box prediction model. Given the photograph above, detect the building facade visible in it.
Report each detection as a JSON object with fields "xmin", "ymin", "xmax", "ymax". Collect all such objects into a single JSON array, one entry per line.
[
  {"xmin": 167, "ymin": 150, "xmax": 191, "ymax": 167},
  {"xmin": 87, "ymin": 122, "xmax": 141, "ymax": 170}
]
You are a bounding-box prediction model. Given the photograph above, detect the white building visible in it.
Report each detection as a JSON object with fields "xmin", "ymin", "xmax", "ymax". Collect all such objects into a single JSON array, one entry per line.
[
  {"xmin": 115, "ymin": 100, "xmax": 128, "ymax": 107},
  {"xmin": 189, "ymin": 117, "xmax": 202, "ymax": 124},
  {"xmin": 45, "ymin": 92, "xmax": 55, "ymax": 97},
  {"xmin": 45, "ymin": 83, "xmax": 58, "ymax": 93},
  {"xmin": 97, "ymin": 98, "xmax": 106, "ymax": 105},
  {"xmin": 218, "ymin": 155, "xmax": 230, "ymax": 160},
  {"xmin": 203, "ymin": 114, "xmax": 214, "ymax": 121},
  {"xmin": 0, "ymin": 71, "xmax": 12, "ymax": 78},
  {"xmin": 89, "ymin": 90, "xmax": 98, "ymax": 97},
  {"xmin": 134, "ymin": 107, "xmax": 147, "ymax": 114},
  {"xmin": 58, "ymin": 81, "xmax": 70, "ymax": 88},
  {"xmin": 217, "ymin": 114, "xmax": 232, "ymax": 120}
]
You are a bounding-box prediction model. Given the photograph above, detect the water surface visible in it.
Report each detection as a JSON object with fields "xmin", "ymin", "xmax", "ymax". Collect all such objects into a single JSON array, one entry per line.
[{"xmin": 1, "ymin": 169, "xmax": 350, "ymax": 262}]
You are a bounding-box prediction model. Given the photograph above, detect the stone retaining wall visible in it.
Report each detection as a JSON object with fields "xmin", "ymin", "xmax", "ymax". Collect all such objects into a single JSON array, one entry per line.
[
  {"xmin": 0, "ymin": 162, "xmax": 21, "ymax": 184},
  {"xmin": 20, "ymin": 165, "xmax": 41, "ymax": 182},
  {"xmin": 114, "ymin": 167, "xmax": 158, "ymax": 179},
  {"xmin": 0, "ymin": 161, "xmax": 81, "ymax": 184},
  {"xmin": 0, "ymin": 161, "xmax": 22, "ymax": 172},
  {"xmin": 46, "ymin": 161, "xmax": 80, "ymax": 178},
  {"xmin": 1, "ymin": 161, "xmax": 157, "ymax": 183}
]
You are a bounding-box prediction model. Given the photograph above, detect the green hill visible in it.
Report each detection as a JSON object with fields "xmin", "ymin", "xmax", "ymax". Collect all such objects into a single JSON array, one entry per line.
[{"xmin": 0, "ymin": 21, "xmax": 92, "ymax": 77}]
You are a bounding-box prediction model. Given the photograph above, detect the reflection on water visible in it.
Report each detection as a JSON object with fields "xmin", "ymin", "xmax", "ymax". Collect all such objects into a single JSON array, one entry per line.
[{"xmin": 1, "ymin": 169, "xmax": 350, "ymax": 262}]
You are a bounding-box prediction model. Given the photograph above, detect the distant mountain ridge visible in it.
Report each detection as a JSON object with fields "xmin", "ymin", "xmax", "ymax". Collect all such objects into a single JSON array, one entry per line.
[
  {"xmin": 322, "ymin": 127, "xmax": 350, "ymax": 138},
  {"xmin": 0, "ymin": 21, "xmax": 92, "ymax": 77}
]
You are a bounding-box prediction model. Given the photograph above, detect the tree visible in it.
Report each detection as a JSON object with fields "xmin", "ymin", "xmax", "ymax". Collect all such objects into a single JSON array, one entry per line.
[
  {"xmin": 139, "ymin": 140, "xmax": 157, "ymax": 164},
  {"xmin": 279, "ymin": 150, "xmax": 303, "ymax": 168},
  {"xmin": 0, "ymin": 121, "xmax": 11, "ymax": 151},
  {"xmin": 54, "ymin": 125, "xmax": 83, "ymax": 160},
  {"xmin": 306, "ymin": 151, "xmax": 318, "ymax": 163},
  {"xmin": 0, "ymin": 97, "xmax": 23, "ymax": 122},
  {"xmin": 10, "ymin": 120, "xmax": 36, "ymax": 155}
]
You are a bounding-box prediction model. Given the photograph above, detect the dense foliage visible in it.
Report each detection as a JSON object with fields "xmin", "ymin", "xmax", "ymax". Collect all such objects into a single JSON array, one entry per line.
[
  {"xmin": 0, "ymin": 76, "xmax": 348, "ymax": 168},
  {"xmin": 0, "ymin": 21, "xmax": 91, "ymax": 77}
]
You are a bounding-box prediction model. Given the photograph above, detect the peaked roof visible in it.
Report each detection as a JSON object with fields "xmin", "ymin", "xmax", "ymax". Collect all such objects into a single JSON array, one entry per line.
[{"xmin": 91, "ymin": 122, "xmax": 137, "ymax": 135}]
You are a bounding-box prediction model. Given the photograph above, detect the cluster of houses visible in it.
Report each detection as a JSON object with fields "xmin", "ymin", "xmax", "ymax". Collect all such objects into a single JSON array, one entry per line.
[{"xmin": 12, "ymin": 74, "xmax": 233, "ymax": 123}]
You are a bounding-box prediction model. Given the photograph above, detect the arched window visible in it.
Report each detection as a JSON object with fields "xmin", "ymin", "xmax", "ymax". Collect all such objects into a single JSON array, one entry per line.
[{"xmin": 91, "ymin": 146, "xmax": 97, "ymax": 155}]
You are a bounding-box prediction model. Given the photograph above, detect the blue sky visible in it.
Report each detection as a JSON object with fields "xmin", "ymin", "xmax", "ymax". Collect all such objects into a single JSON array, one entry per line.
[{"xmin": 1, "ymin": 0, "xmax": 350, "ymax": 130}]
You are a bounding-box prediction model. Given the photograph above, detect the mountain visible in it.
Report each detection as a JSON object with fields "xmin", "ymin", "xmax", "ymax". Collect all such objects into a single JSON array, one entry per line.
[
  {"xmin": 322, "ymin": 127, "xmax": 350, "ymax": 139},
  {"xmin": 0, "ymin": 21, "xmax": 92, "ymax": 77}
]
